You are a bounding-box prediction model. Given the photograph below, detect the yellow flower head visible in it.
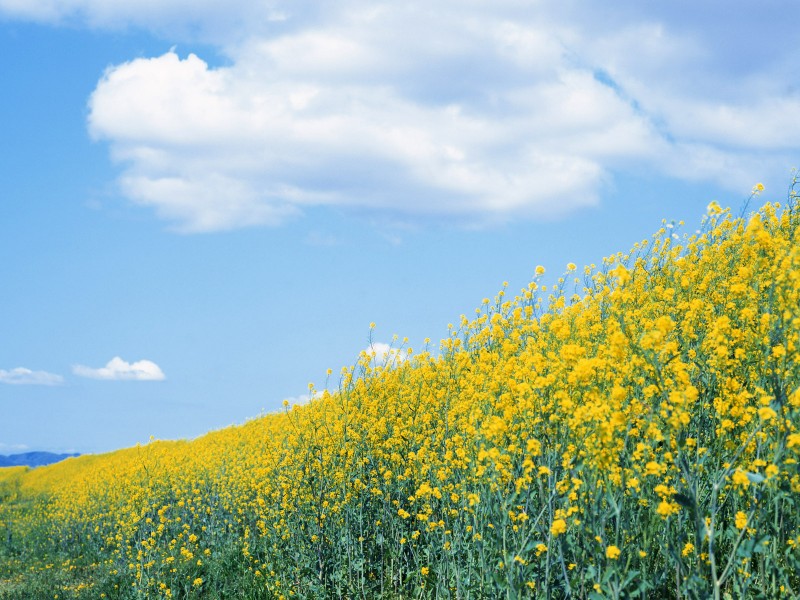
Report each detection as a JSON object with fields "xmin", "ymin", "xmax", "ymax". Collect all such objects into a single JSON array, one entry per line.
[
  {"xmin": 645, "ymin": 461, "xmax": 664, "ymax": 476},
  {"xmin": 656, "ymin": 500, "xmax": 679, "ymax": 519},
  {"xmin": 731, "ymin": 470, "xmax": 750, "ymax": 488},
  {"xmin": 550, "ymin": 518, "xmax": 567, "ymax": 536},
  {"xmin": 735, "ymin": 511, "xmax": 748, "ymax": 529},
  {"xmin": 757, "ymin": 406, "xmax": 777, "ymax": 421}
]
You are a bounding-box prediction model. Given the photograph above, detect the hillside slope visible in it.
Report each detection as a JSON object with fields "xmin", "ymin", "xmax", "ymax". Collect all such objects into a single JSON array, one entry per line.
[{"xmin": 1, "ymin": 192, "xmax": 799, "ymax": 599}]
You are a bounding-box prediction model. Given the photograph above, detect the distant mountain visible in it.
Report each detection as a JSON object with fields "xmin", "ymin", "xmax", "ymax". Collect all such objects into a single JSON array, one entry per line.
[{"xmin": 0, "ymin": 452, "xmax": 79, "ymax": 468}]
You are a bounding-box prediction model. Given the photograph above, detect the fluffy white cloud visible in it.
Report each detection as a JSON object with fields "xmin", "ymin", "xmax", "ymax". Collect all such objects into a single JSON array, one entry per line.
[
  {"xmin": 281, "ymin": 390, "xmax": 326, "ymax": 407},
  {"xmin": 7, "ymin": 0, "xmax": 799, "ymax": 230},
  {"xmin": 362, "ymin": 342, "xmax": 406, "ymax": 367},
  {"xmin": 86, "ymin": 44, "xmax": 649, "ymax": 231},
  {"xmin": 72, "ymin": 357, "xmax": 166, "ymax": 381},
  {"xmin": 282, "ymin": 394, "xmax": 311, "ymax": 406},
  {"xmin": 0, "ymin": 367, "xmax": 64, "ymax": 386}
]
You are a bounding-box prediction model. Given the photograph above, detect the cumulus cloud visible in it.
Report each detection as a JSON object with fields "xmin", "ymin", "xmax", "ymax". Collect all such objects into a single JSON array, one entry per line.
[
  {"xmin": 72, "ymin": 357, "xmax": 166, "ymax": 381},
  {"xmin": 85, "ymin": 44, "xmax": 645, "ymax": 231},
  {"xmin": 7, "ymin": 0, "xmax": 799, "ymax": 230},
  {"xmin": 281, "ymin": 390, "xmax": 325, "ymax": 407},
  {"xmin": 362, "ymin": 342, "xmax": 406, "ymax": 367},
  {"xmin": 282, "ymin": 394, "xmax": 311, "ymax": 406},
  {"xmin": 0, "ymin": 367, "xmax": 64, "ymax": 386}
]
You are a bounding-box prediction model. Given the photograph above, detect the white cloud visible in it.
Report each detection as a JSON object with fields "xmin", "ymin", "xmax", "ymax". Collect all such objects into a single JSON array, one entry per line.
[
  {"xmin": 0, "ymin": 367, "xmax": 64, "ymax": 386},
  {"xmin": 362, "ymin": 342, "xmax": 406, "ymax": 367},
  {"xmin": 282, "ymin": 387, "xmax": 326, "ymax": 406},
  {"xmin": 6, "ymin": 0, "xmax": 799, "ymax": 230},
  {"xmin": 282, "ymin": 392, "xmax": 316, "ymax": 406},
  {"xmin": 0, "ymin": 443, "xmax": 30, "ymax": 453},
  {"xmin": 86, "ymin": 46, "xmax": 637, "ymax": 231},
  {"xmin": 72, "ymin": 356, "xmax": 166, "ymax": 381},
  {"xmin": 282, "ymin": 394, "xmax": 311, "ymax": 406}
]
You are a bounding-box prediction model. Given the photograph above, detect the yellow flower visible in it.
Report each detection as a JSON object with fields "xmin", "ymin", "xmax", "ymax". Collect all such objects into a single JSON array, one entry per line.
[
  {"xmin": 735, "ymin": 511, "xmax": 748, "ymax": 529},
  {"xmin": 192, "ymin": 577, "xmax": 203, "ymax": 587},
  {"xmin": 610, "ymin": 263, "xmax": 631, "ymax": 285},
  {"xmin": 420, "ymin": 567, "xmax": 429, "ymax": 576},
  {"xmin": 606, "ymin": 545, "xmax": 621, "ymax": 560},
  {"xmin": 656, "ymin": 500, "xmax": 679, "ymax": 519},
  {"xmin": 757, "ymin": 406, "xmax": 777, "ymax": 421},
  {"xmin": 731, "ymin": 470, "xmax": 750, "ymax": 488},
  {"xmin": 645, "ymin": 461, "xmax": 664, "ymax": 476},
  {"xmin": 550, "ymin": 518, "xmax": 567, "ymax": 536},
  {"xmin": 682, "ymin": 542, "xmax": 694, "ymax": 556}
]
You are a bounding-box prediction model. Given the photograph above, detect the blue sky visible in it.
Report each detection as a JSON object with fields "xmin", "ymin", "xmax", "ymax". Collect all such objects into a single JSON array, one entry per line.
[{"xmin": 1, "ymin": 1, "xmax": 798, "ymax": 454}]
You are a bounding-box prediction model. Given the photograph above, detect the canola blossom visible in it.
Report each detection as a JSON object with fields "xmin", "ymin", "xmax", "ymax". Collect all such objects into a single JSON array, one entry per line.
[{"xmin": 2, "ymin": 187, "xmax": 800, "ymax": 598}]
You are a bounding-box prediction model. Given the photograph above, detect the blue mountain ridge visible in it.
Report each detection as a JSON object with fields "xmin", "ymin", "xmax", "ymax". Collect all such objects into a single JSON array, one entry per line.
[{"xmin": 0, "ymin": 452, "xmax": 79, "ymax": 468}]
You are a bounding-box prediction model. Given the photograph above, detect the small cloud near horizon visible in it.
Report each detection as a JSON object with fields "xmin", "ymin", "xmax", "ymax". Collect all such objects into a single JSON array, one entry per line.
[
  {"xmin": 72, "ymin": 357, "xmax": 166, "ymax": 381},
  {"xmin": 0, "ymin": 367, "xmax": 64, "ymax": 386},
  {"xmin": 362, "ymin": 342, "xmax": 406, "ymax": 366},
  {"xmin": 282, "ymin": 394, "xmax": 311, "ymax": 406},
  {"xmin": 0, "ymin": 443, "xmax": 30, "ymax": 453},
  {"xmin": 282, "ymin": 388, "xmax": 326, "ymax": 407}
]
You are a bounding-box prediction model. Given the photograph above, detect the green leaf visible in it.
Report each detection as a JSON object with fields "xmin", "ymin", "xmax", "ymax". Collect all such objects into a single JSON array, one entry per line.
[
  {"xmin": 753, "ymin": 534, "xmax": 771, "ymax": 553},
  {"xmin": 622, "ymin": 569, "xmax": 641, "ymax": 587},
  {"xmin": 524, "ymin": 539, "xmax": 543, "ymax": 552},
  {"xmin": 746, "ymin": 472, "xmax": 765, "ymax": 484},
  {"xmin": 673, "ymin": 492, "xmax": 694, "ymax": 509}
]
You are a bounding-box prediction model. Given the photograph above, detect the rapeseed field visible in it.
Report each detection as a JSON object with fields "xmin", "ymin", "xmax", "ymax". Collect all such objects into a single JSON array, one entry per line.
[{"xmin": 2, "ymin": 183, "xmax": 800, "ymax": 599}]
